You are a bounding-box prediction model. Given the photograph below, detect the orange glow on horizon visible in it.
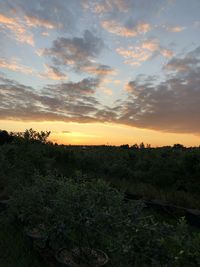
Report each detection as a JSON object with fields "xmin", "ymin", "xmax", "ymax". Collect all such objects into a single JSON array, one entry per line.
[{"xmin": 1, "ymin": 120, "xmax": 200, "ymax": 147}]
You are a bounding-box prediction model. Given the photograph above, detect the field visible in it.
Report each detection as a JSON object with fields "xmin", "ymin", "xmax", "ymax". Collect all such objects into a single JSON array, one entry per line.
[{"xmin": 1, "ymin": 129, "xmax": 200, "ymax": 266}]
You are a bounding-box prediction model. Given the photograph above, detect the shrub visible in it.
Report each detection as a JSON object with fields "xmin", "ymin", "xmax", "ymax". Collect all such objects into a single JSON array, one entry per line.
[{"xmin": 7, "ymin": 175, "xmax": 200, "ymax": 266}]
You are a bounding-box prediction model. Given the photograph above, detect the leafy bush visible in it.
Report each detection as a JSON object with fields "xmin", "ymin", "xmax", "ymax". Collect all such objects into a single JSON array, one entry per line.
[
  {"xmin": 51, "ymin": 178, "xmax": 136, "ymax": 250},
  {"xmin": 8, "ymin": 175, "xmax": 200, "ymax": 266},
  {"xmin": 9, "ymin": 174, "xmax": 60, "ymax": 228}
]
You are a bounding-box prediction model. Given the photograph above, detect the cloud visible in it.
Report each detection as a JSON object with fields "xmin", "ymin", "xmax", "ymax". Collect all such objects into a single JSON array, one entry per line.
[
  {"xmin": 0, "ymin": 72, "xmax": 119, "ymax": 125},
  {"xmin": 117, "ymin": 47, "xmax": 151, "ymax": 64},
  {"xmin": 0, "ymin": 13, "xmax": 34, "ymax": 46},
  {"xmin": 93, "ymin": 3, "xmax": 112, "ymax": 14},
  {"xmin": 1, "ymin": 0, "xmax": 80, "ymax": 33},
  {"xmin": 116, "ymin": 39, "xmax": 173, "ymax": 66},
  {"xmin": 0, "ymin": 57, "xmax": 34, "ymax": 74},
  {"xmin": 0, "ymin": 5, "xmax": 60, "ymax": 46},
  {"xmin": 83, "ymin": 65, "xmax": 117, "ymax": 76},
  {"xmin": 142, "ymin": 40, "xmax": 173, "ymax": 58},
  {"xmin": 164, "ymin": 47, "xmax": 200, "ymax": 72},
  {"xmin": 117, "ymin": 46, "xmax": 200, "ymax": 134},
  {"xmin": 160, "ymin": 49, "xmax": 173, "ymax": 58},
  {"xmin": 0, "ymin": 58, "xmax": 68, "ymax": 81},
  {"xmin": 103, "ymin": 88, "xmax": 113, "ymax": 96},
  {"xmin": 0, "ymin": 0, "xmax": 86, "ymax": 47},
  {"xmin": 85, "ymin": 0, "xmax": 167, "ymax": 17},
  {"xmin": 101, "ymin": 19, "xmax": 151, "ymax": 37},
  {"xmin": 111, "ymin": 0, "xmax": 131, "ymax": 12},
  {"xmin": 0, "ymin": 75, "xmax": 101, "ymax": 123},
  {"xmin": 141, "ymin": 39, "xmax": 159, "ymax": 51},
  {"xmin": 0, "ymin": 0, "xmax": 199, "ymax": 137},
  {"xmin": 165, "ymin": 25, "xmax": 186, "ymax": 32},
  {"xmin": 95, "ymin": 105, "xmax": 120, "ymax": 122},
  {"xmin": 39, "ymin": 65, "xmax": 67, "ymax": 81},
  {"xmin": 43, "ymin": 30, "xmax": 105, "ymax": 72},
  {"xmin": 24, "ymin": 15, "xmax": 56, "ymax": 29},
  {"xmin": 83, "ymin": 0, "xmax": 130, "ymax": 13},
  {"xmin": 2, "ymin": 47, "xmax": 200, "ymax": 134}
]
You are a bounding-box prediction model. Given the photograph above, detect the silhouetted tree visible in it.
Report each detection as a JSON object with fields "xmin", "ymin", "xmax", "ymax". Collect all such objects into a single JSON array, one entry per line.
[
  {"xmin": 131, "ymin": 144, "xmax": 139, "ymax": 149},
  {"xmin": 173, "ymin": 144, "xmax": 185, "ymax": 149},
  {"xmin": 22, "ymin": 128, "xmax": 51, "ymax": 143},
  {"xmin": 0, "ymin": 130, "xmax": 12, "ymax": 145},
  {"xmin": 139, "ymin": 142, "xmax": 145, "ymax": 149},
  {"xmin": 120, "ymin": 144, "xmax": 129, "ymax": 149}
]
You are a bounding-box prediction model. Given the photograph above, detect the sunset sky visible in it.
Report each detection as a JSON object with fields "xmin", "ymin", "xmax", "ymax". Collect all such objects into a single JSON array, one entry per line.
[{"xmin": 0, "ymin": 0, "xmax": 200, "ymax": 146}]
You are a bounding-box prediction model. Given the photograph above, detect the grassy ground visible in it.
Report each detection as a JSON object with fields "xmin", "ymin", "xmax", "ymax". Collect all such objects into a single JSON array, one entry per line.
[{"xmin": 0, "ymin": 215, "xmax": 42, "ymax": 267}]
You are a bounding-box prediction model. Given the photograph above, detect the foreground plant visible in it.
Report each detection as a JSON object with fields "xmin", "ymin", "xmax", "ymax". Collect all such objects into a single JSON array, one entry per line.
[{"xmin": 8, "ymin": 175, "xmax": 200, "ymax": 266}]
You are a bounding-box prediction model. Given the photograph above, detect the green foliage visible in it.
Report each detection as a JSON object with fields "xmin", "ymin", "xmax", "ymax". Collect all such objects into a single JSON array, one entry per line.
[
  {"xmin": 51, "ymin": 179, "xmax": 132, "ymax": 250},
  {"xmin": 9, "ymin": 174, "xmax": 60, "ymax": 228},
  {"xmin": 2, "ymin": 129, "xmax": 200, "ymax": 266},
  {"xmin": 8, "ymin": 175, "xmax": 200, "ymax": 266},
  {"xmin": 120, "ymin": 217, "xmax": 200, "ymax": 267},
  {"xmin": 0, "ymin": 217, "xmax": 42, "ymax": 267},
  {"xmin": 2, "ymin": 128, "xmax": 200, "ymax": 208}
]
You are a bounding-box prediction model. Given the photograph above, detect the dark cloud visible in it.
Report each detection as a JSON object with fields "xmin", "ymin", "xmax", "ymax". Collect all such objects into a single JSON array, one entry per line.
[
  {"xmin": 117, "ymin": 46, "xmax": 200, "ymax": 134},
  {"xmin": 39, "ymin": 65, "xmax": 67, "ymax": 80},
  {"xmin": 43, "ymin": 30, "xmax": 105, "ymax": 73},
  {"xmin": 0, "ymin": 75, "xmax": 100, "ymax": 123},
  {"xmin": 0, "ymin": 72, "xmax": 118, "ymax": 126},
  {"xmin": 164, "ymin": 46, "xmax": 200, "ymax": 73},
  {"xmin": 95, "ymin": 106, "xmax": 120, "ymax": 122}
]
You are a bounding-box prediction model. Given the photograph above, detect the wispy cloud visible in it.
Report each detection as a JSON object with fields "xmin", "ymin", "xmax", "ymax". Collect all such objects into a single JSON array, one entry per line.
[
  {"xmin": 83, "ymin": 0, "xmax": 130, "ymax": 14},
  {"xmin": 165, "ymin": 25, "xmax": 186, "ymax": 32},
  {"xmin": 0, "ymin": 57, "xmax": 34, "ymax": 74},
  {"xmin": 0, "ymin": 3, "xmax": 67, "ymax": 46},
  {"xmin": 0, "ymin": 13, "xmax": 34, "ymax": 46},
  {"xmin": 0, "ymin": 0, "xmax": 80, "ymax": 33},
  {"xmin": 0, "ymin": 58, "xmax": 68, "ymax": 81},
  {"xmin": 0, "ymin": 9, "xmax": 60, "ymax": 46},
  {"xmin": 117, "ymin": 47, "xmax": 151, "ymax": 65},
  {"xmin": 116, "ymin": 39, "xmax": 173, "ymax": 66},
  {"xmin": 101, "ymin": 19, "xmax": 151, "ymax": 37},
  {"xmin": 83, "ymin": 65, "xmax": 117, "ymax": 76},
  {"xmin": 39, "ymin": 64, "xmax": 67, "ymax": 81},
  {"xmin": 24, "ymin": 15, "xmax": 56, "ymax": 29}
]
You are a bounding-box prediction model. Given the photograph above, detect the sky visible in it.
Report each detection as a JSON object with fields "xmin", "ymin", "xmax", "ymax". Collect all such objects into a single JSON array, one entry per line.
[{"xmin": 0, "ymin": 0, "xmax": 200, "ymax": 146}]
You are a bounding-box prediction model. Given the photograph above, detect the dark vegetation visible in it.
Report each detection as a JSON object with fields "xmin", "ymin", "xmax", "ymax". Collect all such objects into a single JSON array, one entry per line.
[{"xmin": 1, "ymin": 129, "xmax": 200, "ymax": 266}]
